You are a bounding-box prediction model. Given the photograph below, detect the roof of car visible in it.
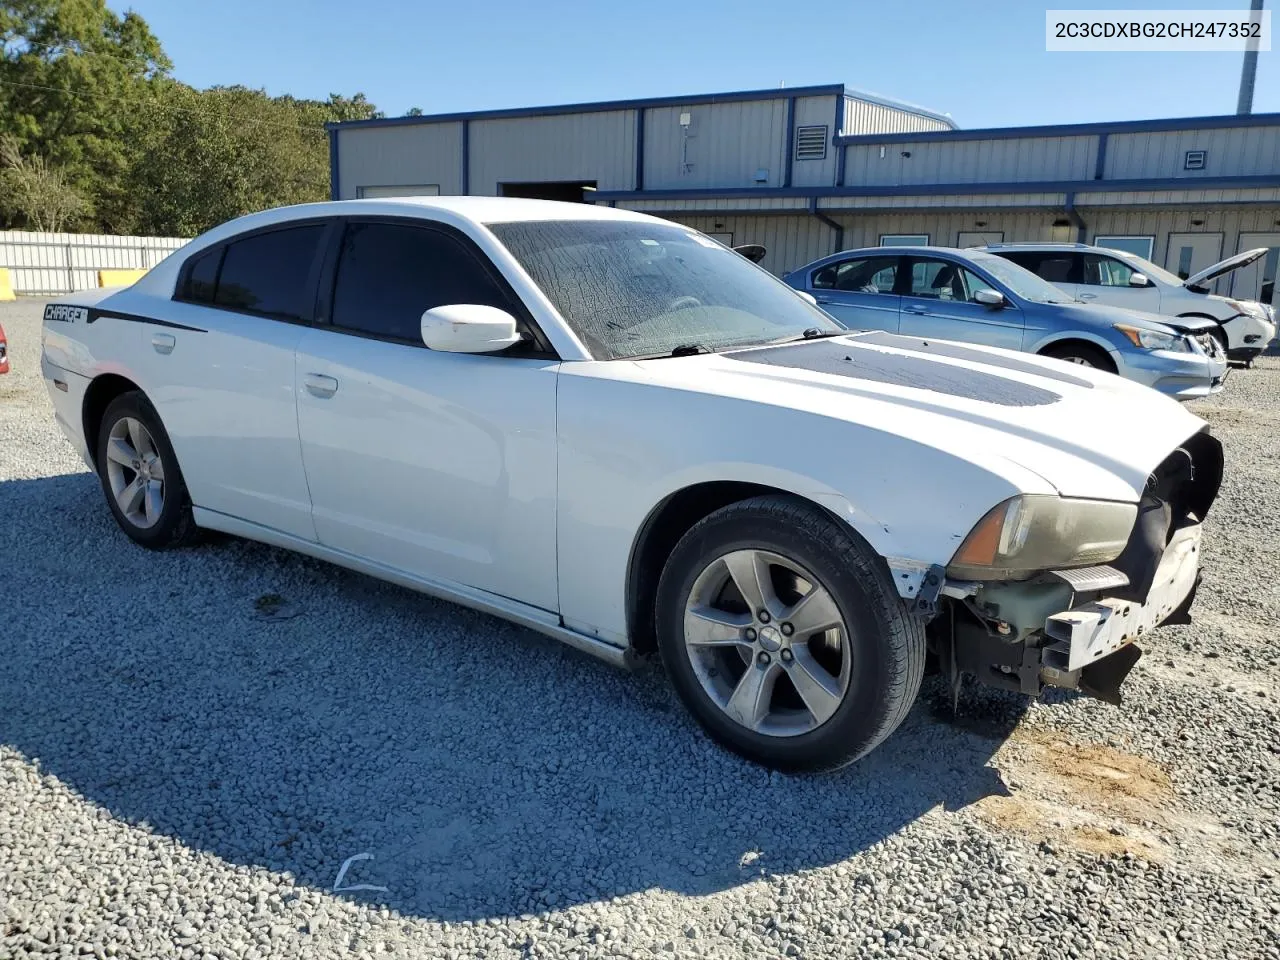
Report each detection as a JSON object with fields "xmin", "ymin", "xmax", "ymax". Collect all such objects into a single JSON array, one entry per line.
[
  {"xmin": 288, "ymin": 196, "xmax": 661, "ymax": 225},
  {"xmin": 983, "ymin": 243, "xmax": 1097, "ymax": 252}
]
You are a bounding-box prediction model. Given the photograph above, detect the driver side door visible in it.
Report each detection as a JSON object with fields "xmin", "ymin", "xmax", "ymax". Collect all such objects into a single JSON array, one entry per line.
[{"xmin": 294, "ymin": 218, "xmax": 561, "ymax": 612}]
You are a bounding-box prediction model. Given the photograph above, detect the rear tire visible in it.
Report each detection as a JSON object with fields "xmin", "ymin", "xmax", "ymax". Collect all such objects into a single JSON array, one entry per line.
[
  {"xmin": 96, "ymin": 391, "xmax": 198, "ymax": 549},
  {"xmin": 1041, "ymin": 341, "xmax": 1115, "ymax": 372},
  {"xmin": 655, "ymin": 495, "xmax": 926, "ymax": 772}
]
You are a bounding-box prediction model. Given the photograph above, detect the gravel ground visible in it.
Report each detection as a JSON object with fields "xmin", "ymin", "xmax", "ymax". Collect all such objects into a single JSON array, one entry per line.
[{"xmin": 1, "ymin": 296, "xmax": 1277, "ymax": 960}]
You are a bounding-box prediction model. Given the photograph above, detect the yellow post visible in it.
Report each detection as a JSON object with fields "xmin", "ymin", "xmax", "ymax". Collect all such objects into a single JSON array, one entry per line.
[
  {"xmin": 98, "ymin": 268, "xmax": 148, "ymax": 288},
  {"xmin": 0, "ymin": 268, "xmax": 14, "ymax": 301}
]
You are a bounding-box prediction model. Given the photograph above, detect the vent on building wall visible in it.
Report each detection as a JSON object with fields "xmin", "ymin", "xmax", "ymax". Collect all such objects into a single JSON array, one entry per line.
[
  {"xmin": 1184, "ymin": 149, "xmax": 1207, "ymax": 170},
  {"xmin": 794, "ymin": 125, "xmax": 829, "ymax": 160}
]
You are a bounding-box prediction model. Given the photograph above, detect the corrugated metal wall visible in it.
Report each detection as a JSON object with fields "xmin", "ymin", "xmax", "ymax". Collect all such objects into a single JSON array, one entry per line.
[
  {"xmin": 337, "ymin": 122, "xmax": 464, "ymax": 199},
  {"xmin": 843, "ymin": 96, "xmax": 953, "ymax": 135},
  {"xmin": 667, "ymin": 215, "xmax": 831, "ymax": 276},
  {"xmin": 469, "ymin": 111, "xmax": 636, "ymax": 195},
  {"xmin": 1105, "ymin": 126, "xmax": 1280, "ymax": 179},
  {"xmin": 643, "ymin": 99, "xmax": 788, "ymax": 190},
  {"xmin": 790, "ymin": 95, "xmax": 840, "ymax": 188},
  {"xmin": 841, "ymin": 135, "xmax": 1098, "ymax": 186},
  {"xmin": 0, "ymin": 231, "xmax": 188, "ymax": 295}
]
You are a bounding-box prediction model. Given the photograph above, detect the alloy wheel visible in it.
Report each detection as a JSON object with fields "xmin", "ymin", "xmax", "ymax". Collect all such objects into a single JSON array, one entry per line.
[
  {"xmin": 683, "ymin": 549, "xmax": 853, "ymax": 737},
  {"xmin": 104, "ymin": 417, "xmax": 166, "ymax": 529}
]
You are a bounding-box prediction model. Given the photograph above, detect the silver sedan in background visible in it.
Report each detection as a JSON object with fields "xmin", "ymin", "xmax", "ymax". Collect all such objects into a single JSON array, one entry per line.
[{"xmin": 783, "ymin": 246, "xmax": 1228, "ymax": 400}]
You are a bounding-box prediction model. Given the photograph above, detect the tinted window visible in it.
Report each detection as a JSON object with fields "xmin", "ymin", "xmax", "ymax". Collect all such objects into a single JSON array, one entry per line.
[
  {"xmin": 812, "ymin": 256, "xmax": 898, "ymax": 293},
  {"xmin": 330, "ymin": 222, "xmax": 513, "ymax": 342},
  {"xmin": 214, "ymin": 225, "xmax": 324, "ymax": 320},
  {"xmin": 994, "ymin": 251, "xmax": 1079, "ymax": 283},
  {"xmin": 182, "ymin": 247, "xmax": 221, "ymax": 304}
]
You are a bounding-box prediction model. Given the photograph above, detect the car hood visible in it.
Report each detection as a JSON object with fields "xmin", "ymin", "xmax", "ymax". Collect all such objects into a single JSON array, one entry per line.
[
  {"xmin": 1184, "ymin": 247, "xmax": 1269, "ymax": 289},
  {"xmin": 626, "ymin": 331, "xmax": 1206, "ymax": 502},
  {"xmin": 1046, "ymin": 300, "xmax": 1213, "ymax": 335}
]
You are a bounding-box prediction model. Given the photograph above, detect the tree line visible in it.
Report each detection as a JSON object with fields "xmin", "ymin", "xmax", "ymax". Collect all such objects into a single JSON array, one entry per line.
[{"xmin": 0, "ymin": 1, "xmax": 385, "ymax": 236}]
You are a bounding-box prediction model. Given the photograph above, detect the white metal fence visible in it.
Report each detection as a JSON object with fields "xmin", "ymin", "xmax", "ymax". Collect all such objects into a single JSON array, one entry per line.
[{"xmin": 0, "ymin": 230, "xmax": 190, "ymax": 295}]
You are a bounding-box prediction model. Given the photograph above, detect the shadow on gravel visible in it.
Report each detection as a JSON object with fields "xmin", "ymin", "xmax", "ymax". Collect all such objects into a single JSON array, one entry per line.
[{"xmin": 1, "ymin": 471, "xmax": 1027, "ymax": 922}]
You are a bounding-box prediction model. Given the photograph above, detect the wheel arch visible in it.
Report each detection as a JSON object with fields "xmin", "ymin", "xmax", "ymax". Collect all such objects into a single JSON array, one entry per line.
[
  {"xmin": 1034, "ymin": 335, "xmax": 1119, "ymax": 373},
  {"xmin": 82, "ymin": 373, "xmax": 144, "ymax": 469},
  {"xmin": 625, "ymin": 481, "xmax": 887, "ymax": 656}
]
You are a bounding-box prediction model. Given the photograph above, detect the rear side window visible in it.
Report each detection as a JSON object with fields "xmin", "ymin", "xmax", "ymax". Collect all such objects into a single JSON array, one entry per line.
[
  {"xmin": 812, "ymin": 256, "xmax": 898, "ymax": 293},
  {"xmin": 211, "ymin": 225, "xmax": 324, "ymax": 321},
  {"xmin": 996, "ymin": 251, "xmax": 1080, "ymax": 283},
  {"xmin": 182, "ymin": 248, "xmax": 222, "ymax": 304},
  {"xmin": 329, "ymin": 222, "xmax": 513, "ymax": 342}
]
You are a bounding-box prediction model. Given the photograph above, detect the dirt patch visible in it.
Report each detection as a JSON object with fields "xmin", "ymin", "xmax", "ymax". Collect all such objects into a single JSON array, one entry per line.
[{"xmin": 975, "ymin": 729, "xmax": 1179, "ymax": 861}]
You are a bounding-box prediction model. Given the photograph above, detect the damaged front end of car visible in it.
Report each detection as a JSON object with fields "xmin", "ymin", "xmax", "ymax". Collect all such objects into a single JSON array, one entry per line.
[{"xmin": 925, "ymin": 429, "xmax": 1223, "ymax": 706}]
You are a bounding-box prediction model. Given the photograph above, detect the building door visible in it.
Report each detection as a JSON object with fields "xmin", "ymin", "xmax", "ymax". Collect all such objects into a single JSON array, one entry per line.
[
  {"xmin": 956, "ymin": 231, "xmax": 1004, "ymax": 248},
  {"xmin": 1230, "ymin": 232, "xmax": 1280, "ymax": 311},
  {"xmin": 1165, "ymin": 232, "xmax": 1224, "ymax": 289}
]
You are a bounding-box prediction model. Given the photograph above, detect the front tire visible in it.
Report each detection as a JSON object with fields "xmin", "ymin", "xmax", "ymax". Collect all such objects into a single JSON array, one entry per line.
[
  {"xmin": 96, "ymin": 391, "xmax": 198, "ymax": 549},
  {"xmin": 655, "ymin": 495, "xmax": 926, "ymax": 772},
  {"xmin": 1041, "ymin": 341, "xmax": 1115, "ymax": 371}
]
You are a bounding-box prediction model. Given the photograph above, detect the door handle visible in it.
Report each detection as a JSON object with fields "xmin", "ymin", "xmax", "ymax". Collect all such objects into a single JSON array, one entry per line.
[
  {"xmin": 814, "ymin": 296, "xmax": 834, "ymax": 304},
  {"xmin": 151, "ymin": 333, "xmax": 175, "ymax": 355},
  {"xmin": 304, "ymin": 373, "xmax": 339, "ymax": 398},
  {"xmin": 1078, "ymin": 293, "xmax": 1098, "ymax": 300},
  {"xmin": 904, "ymin": 304, "xmax": 928, "ymax": 314}
]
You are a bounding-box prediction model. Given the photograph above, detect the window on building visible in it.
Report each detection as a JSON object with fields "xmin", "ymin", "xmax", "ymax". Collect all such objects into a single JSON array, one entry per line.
[
  {"xmin": 356, "ymin": 185, "xmax": 441, "ymax": 198},
  {"xmin": 812, "ymin": 256, "xmax": 899, "ymax": 293},
  {"xmin": 211, "ymin": 225, "xmax": 325, "ymax": 321},
  {"xmin": 1093, "ymin": 236, "xmax": 1155, "ymax": 259},
  {"xmin": 880, "ymin": 234, "xmax": 929, "ymax": 247},
  {"xmin": 330, "ymin": 222, "xmax": 514, "ymax": 343}
]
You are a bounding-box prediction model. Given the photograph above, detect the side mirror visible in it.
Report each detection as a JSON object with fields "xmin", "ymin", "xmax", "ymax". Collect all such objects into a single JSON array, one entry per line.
[
  {"xmin": 1129, "ymin": 273, "xmax": 1151, "ymax": 288},
  {"xmin": 420, "ymin": 304, "xmax": 523, "ymax": 354},
  {"xmin": 795, "ymin": 290, "xmax": 818, "ymax": 307},
  {"xmin": 974, "ymin": 289, "xmax": 1005, "ymax": 308}
]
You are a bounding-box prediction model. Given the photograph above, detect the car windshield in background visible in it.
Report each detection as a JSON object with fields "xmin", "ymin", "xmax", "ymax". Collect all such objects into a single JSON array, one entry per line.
[
  {"xmin": 968, "ymin": 252, "xmax": 1077, "ymax": 304},
  {"xmin": 488, "ymin": 220, "xmax": 841, "ymax": 360}
]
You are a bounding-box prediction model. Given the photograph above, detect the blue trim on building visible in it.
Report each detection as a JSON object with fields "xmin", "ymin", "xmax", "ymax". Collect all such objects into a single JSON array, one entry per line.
[
  {"xmin": 328, "ymin": 129, "xmax": 340, "ymax": 200},
  {"xmin": 635, "ymin": 110, "xmax": 645, "ymax": 191},
  {"xmin": 461, "ymin": 119, "xmax": 470, "ymax": 195},
  {"xmin": 1094, "ymin": 132, "xmax": 1108, "ymax": 181},
  {"xmin": 326, "ymin": 84, "xmax": 851, "ymax": 131},
  {"xmin": 809, "ymin": 198, "xmax": 845, "ymax": 253},
  {"xmin": 783, "ymin": 96, "xmax": 797, "ymax": 189},
  {"xmin": 1064, "ymin": 193, "xmax": 1087, "ymax": 242},
  {"xmin": 832, "ymin": 96, "xmax": 846, "ymax": 188},
  {"xmin": 834, "ymin": 111, "xmax": 1280, "ymax": 145},
  {"xmin": 589, "ymin": 173, "xmax": 1280, "ymax": 202}
]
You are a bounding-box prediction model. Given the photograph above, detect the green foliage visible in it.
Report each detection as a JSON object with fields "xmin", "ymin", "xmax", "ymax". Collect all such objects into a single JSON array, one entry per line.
[{"xmin": 0, "ymin": 0, "xmax": 380, "ymax": 235}]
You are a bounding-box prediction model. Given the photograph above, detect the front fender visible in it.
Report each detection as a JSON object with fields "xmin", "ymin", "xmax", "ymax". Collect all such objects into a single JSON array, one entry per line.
[{"xmin": 554, "ymin": 371, "xmax": 1048, "ymax": 646}]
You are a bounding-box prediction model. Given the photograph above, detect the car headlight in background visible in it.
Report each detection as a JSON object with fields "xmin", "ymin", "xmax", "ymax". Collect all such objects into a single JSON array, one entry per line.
[
  {"xmin": 948, "ymin": 495, "xmax": 1137, "ymax": 581},
  {"xmin": 1113, "ymin": 323, "xmax": 1186, "ymax": 352}
]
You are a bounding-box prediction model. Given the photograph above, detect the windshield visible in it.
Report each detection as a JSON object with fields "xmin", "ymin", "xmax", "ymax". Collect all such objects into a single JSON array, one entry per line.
[
  {"xmin": 488, "ymin": 220, "xmax": 841, "ymax": 360},
  {"xmin": 967, "ymin": 252, "xmax": 1078, "ymax": 304},
  {"xmin": 1109, "ymin": 250, "xmax": 1185, "ymax": 286}
]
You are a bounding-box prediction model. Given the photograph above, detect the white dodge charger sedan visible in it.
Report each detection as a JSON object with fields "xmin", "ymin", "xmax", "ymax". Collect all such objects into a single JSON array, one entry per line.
[{"xmin": 41, "ymin": 198, "xmax": 1222, "ymax": 771}]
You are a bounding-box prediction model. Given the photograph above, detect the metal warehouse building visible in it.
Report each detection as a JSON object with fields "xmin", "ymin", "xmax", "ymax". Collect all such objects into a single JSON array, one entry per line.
[{"xmin": 327, "ymin": 83, "xmax": 1280, "ymax": 312}]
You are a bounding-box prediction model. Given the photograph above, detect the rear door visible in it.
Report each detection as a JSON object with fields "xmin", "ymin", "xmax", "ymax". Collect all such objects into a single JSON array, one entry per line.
[
  {"xmin": 135, "ymin": 221, "xmax": 329, "ymax": 540},
  {"xmin": 897, "ymin": 256, "xmax": 1025, "ymax": 350},
  {"xmin": 806, "ymin": 255, "xmax": 902, "ymax": 332}
]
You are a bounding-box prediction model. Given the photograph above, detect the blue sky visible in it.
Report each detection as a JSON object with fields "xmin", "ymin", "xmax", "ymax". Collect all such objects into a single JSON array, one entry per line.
[{"xmin": 109, "ymin": 0, "xmax": 1276, "ymax": 127}]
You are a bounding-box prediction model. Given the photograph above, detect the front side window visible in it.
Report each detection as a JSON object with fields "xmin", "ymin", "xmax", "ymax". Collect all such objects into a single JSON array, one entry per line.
[
  {"xmin": 812, "ymin": 256, "xmax": 898, "ymax": 293},
  {"xmin": 1084, "ymin": 254, "xmax": 1136, "ymax": 287},
  {"xmin": 488, "ymin": 220, "xmax": 840, "ymax": 360},
  {"xmin": 907, "ymin": 259, "xmax": 966, "ymax": 300},
  {"xmin": 330, "ymin": 222, "xmax": 514, "ymax": 342},
  {"xmin": 213, "ymin": 225, "xmax": 325, "ymax": 321}
]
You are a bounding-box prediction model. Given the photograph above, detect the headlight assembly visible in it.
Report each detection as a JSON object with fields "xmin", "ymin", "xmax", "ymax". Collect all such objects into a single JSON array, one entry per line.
[
  {"xmin": 1113, "ymin": 323, "xmax": 1185, "ymax": 352},
  {"xmin": 948, "ymin": 495, "xmax": 1137, "ymax": 581}
]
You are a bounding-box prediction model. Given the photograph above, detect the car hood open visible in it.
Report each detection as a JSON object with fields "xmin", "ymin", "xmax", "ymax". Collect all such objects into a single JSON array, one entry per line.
[
  {"xmin": 630, "ymin": 331, "xmax": 1207, "ymax": 502},
  {"xmin": 1184, "ymin": 247, "xmax": 1269, "ymax": 289}
]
